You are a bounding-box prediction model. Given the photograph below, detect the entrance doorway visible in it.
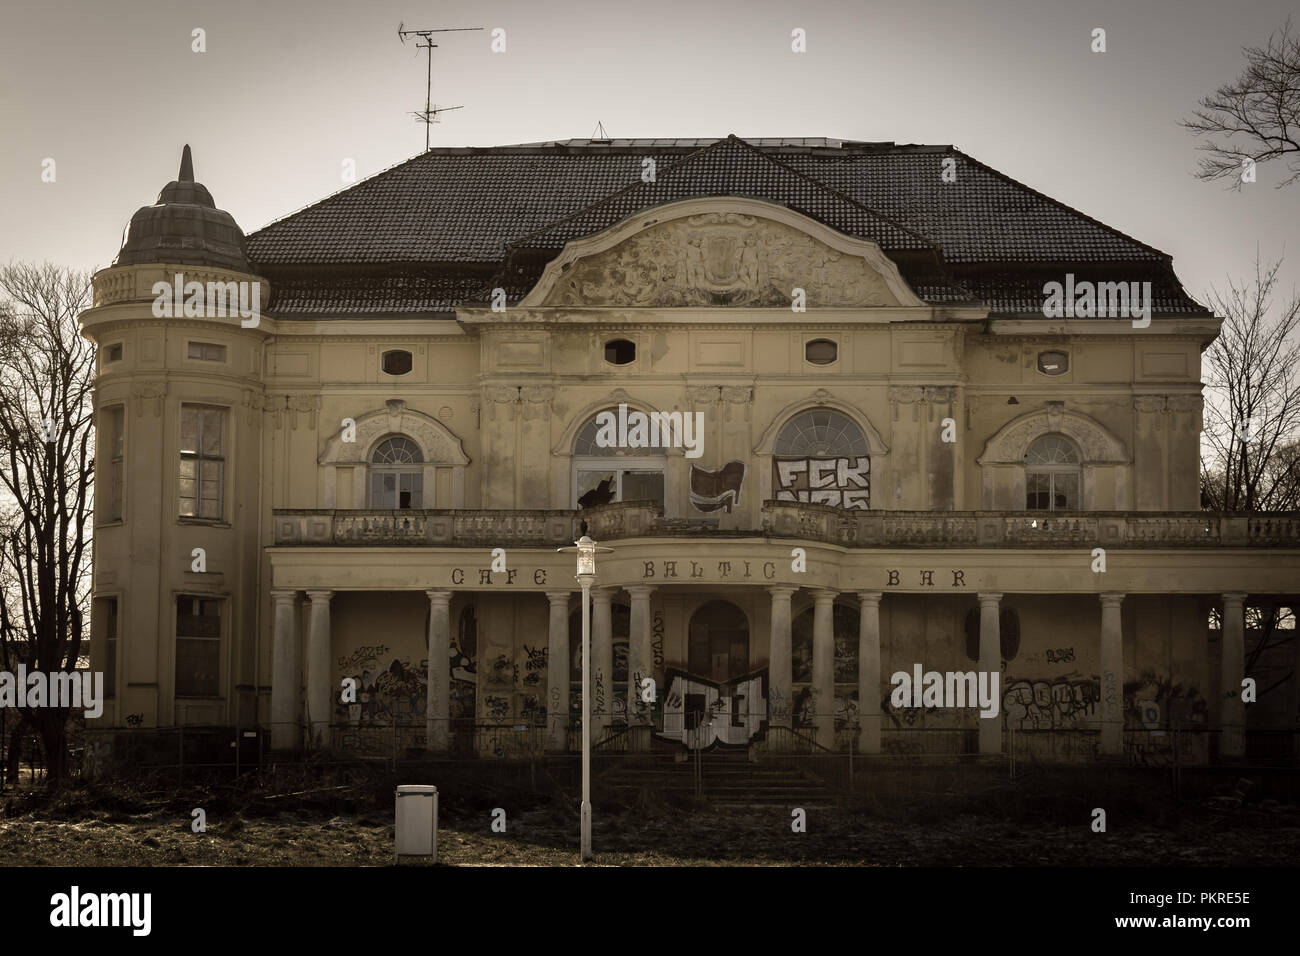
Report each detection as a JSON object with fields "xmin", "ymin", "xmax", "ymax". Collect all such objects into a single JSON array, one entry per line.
[{"xmin": 688, "ymin": 600, "xmax": 750, "ymax": 682}]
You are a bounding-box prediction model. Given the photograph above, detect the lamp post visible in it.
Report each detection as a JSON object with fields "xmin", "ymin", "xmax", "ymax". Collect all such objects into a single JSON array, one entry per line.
[{"xmin": 557, "ymin": 534, "xmax": 613, "ymax": 861}]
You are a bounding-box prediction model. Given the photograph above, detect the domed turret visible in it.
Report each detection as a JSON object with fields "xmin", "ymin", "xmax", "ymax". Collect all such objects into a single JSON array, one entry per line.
[{"xmin": 114, "ymin": 145, "xmax": 251, "ymax": 271}]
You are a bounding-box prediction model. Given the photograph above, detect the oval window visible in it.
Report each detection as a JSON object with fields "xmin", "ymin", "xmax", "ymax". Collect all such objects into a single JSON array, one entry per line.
[
  {"xmin": 382, "ymin": 350, "xmax": 413, "ymax": 375},
  {"xmin": 1037, "ymin": 350, "xmax": 1068, "ymax": 376},
  {"xmin": 604, "ymin": 339, "xmax": 636, "ymax": 365},
  {"xmin": 805, "ymin": 339, "xmax": 838, "ymax": 365}
]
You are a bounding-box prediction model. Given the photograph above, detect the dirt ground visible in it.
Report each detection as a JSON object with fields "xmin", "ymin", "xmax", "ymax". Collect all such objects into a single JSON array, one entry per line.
[{"xmin": 1, "ymin": 786, "xmax": 1297, "ymax": 866}]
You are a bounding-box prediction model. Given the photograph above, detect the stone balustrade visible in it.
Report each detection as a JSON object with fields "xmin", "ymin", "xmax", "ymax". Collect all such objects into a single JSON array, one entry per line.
[{"xmin": 272, "ymin": 502, "xmax": 1300, "ymax": 548}]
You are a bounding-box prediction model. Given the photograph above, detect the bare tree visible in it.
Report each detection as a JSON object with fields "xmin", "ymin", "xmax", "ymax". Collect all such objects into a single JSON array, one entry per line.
[
  {"xmin": 0, "ymin": 262, "xmax": 95, "ymax": 784},
  {"xmin": 1182, "ymin": 21, "xmax": 1300, "ymax": 189},
  {"xmin": 1200, "ymin": 254, "xmax": 1300, "ymax": 512}
]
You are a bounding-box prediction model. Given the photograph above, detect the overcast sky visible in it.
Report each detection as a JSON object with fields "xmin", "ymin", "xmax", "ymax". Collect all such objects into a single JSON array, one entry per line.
[{"xmin": 1, "ymin": 0, "xmax": 1296, "ymax": 306}]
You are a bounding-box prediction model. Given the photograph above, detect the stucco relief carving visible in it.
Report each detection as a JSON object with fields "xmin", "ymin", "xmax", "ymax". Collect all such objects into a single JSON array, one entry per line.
[
  {"xmin": 287, "ymin": 394, "xmax": 322, "ymax": 431},
  {"xmin": 979, "ymin": 407, "xmax": 1129, "ymax": 464},
  {"xmin": 687, "ymin": 386, "xmax": 722, "ymax": 410},
  {"xmin": 319, "ymin": 406, "xmax": 470, "ymax": 467},
  {"xmin": 540, "ymin": 214, "xmax": 904, "ymax": 308},
  {"xmin": 484, "ymin": 386, "xmax": 519, "ymax": 422},
  {"xmin": 1166, "ymin": 394, "xmax": 1203, "ymax": 432},
  {"xmin": 521, "ymin": 386, "xmax": 555, "ymax": 421},
  {"xmin": 1133, "ymin": 395, "xmax": 1167, "ymax": 414},
  {"xmin": 722, "ymin": 386, "xmax": 753, "ymax": 422},
  {"xmin": 131, "ymin": 381, "xmax": 167, "ymax": 417}
]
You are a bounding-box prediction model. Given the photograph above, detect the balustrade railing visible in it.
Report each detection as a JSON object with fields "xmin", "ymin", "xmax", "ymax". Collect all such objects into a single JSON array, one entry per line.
[{"xmin": 272, "ymin": 503, "xmax": 1300, "ymax": 548}]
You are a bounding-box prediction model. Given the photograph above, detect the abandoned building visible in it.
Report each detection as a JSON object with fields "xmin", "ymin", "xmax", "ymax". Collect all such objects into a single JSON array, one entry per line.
[{"xmin": 79, "ymin": 136, "xmax": 1299, "ymax": 766}]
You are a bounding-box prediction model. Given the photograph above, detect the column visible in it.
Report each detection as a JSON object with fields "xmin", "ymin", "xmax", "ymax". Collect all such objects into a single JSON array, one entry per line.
[
  {"xmin": 857, "ymin": 591, "xmax": 883, "ymax": 755},
  {"xmin": 1099, "ymin": 593, "xmax": 1125, "ymax": 756},
  {"xmin": 270, "ymin": 589, "xmax": 298, "ymax": 751},
  {"xmin": 546, "ymin": 591, "xmax": 572, "ymax": 753},
  {"xmin": 767, "ymin": 587, "xmax": 796, "ymax": 747},
  {"xmin": 591, "ymin": 588, "xmax": 614, "ymax": 742},
  {"xmin": 1220, "ymin": 592, "xmax": 1247, "ymax": 759},
  {"xmin": 811, "ymin": 589, "xmax": 837, "ymax": 748},
  {"xmin": 977, "ymin": 592, "xmax": 1001, "ymax": 755},
  {"xmin": 305, "ymin": 589, "xmax": 333, "ymax": 749},
  {"xmin": 425, "ymin": 590, "xmax": 452, "ymax": 753},
  {"xmin": 626, "ymin": 585, "xmax": 656, "ymax": 751}
]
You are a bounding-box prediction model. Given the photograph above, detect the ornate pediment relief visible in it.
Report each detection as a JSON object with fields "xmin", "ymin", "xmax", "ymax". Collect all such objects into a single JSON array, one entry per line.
[{"xmin": 523, "ymin": 199, "xmax": 925, "ymax": 309}]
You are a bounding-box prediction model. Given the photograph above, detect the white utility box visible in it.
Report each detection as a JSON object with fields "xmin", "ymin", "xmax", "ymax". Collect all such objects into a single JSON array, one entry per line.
[{"xmin": 394, "ymin": 784, "xmax": 438, "ymax": 863}]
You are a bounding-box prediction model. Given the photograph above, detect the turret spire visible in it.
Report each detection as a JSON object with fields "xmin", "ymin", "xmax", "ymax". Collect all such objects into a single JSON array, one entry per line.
[{"xmin": 178, "ymin": 144, "xmax": 194, "ymax": 182}]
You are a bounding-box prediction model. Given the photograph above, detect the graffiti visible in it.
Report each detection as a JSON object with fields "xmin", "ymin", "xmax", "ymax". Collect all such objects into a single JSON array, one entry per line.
[
  {"xmin": 521, "ymin": 644, "xmax": 546, "ymax": 686},
  {"xmin": 338, "ymin": 655, "xmax": 429, "ymax": 726},
  {"xmin": 835, "ymin": 693, "xmax": 859, "ymax": 730},
  {"xmin": 594, "ymin": 671, "xmax": 607, "ymax": 716},
  {"xmin": 449, "ymin": 637, "xmax": 476, "ymax": 720},
  {"xmin": 690, "ymin": 460, "xmax": 747, "ymax": 513},
  {"xmin": 83, "ymin": 740, "xmax": 114, "ymax": 779},
  {"xmin": 658, "ymin": 668, "xmax": 768, "ymax": 750},
  {"xmin": 484, "ymin": 695, "xmax": 510, "ymax": 721},
  {"xmin": 1045, "ymin": 647, "xmax": 1075, "ymax": 664},
  {"xmin": 519, "ymin": 694, "xmax": 543, "ymax": 723},
  {"xmin": 1123, "ymin": 671, "xmax": 1207, "ymax": 728},
  {"xmin": 337, "ymin": 644, "xmax": 390, "ymax": 671},
  {"xmin": 125, "ymin": 713, "xmax": 144, "ymax": 728},
  {"xmin": 881, "ymin": 693, "xmax": 923, "ymax": 728},
  {"xmin": 485, "ymin": 652, "xmax": 516, "ymax": 687},
  {"xmin": 651, "ymin": 612, "xmax": 665, "ymax": 667},
  {"xmin": 833, "ymin": 634, "xmax": 855, "ymax": 683},
  {"xmin": 773, "ymin": 457, "xmax": 869, "ymax": 510},
  {"xmin": 1002, "ymin": 677, "xmax": 1100, "ymax": 731}
]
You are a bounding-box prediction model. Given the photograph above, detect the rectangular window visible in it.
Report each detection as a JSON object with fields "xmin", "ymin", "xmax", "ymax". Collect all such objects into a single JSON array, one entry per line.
[
  {"xmin": 179, "ymin": 405, "xmax": 225, "ymax": 519},
  {"xmin": 369, "ymin": 471, "xmax": 422, "ymax": 509},
  {"xmin": 175, "ymin": 595, "xmax": 221, "ymax": 697},
  {"xmin": 105, "ymin": 405, "xmax": 124, "ymax": 521},
  {"xmin": 103, "ymin": 343, "xmax": 123, "ymax": 364},
  {"xmin": 187, "ymin": 341, "xmax": 227, "ymax": 362},
  {"xmin": 104, "ymin": 598, "xmax": 118, "ymax": 698},
  {"xmin": 576, "ymin": 468, "xmax": 665, "ymax": 510}
]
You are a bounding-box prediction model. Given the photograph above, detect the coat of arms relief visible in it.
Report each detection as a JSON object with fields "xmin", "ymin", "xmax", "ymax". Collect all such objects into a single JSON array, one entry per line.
[{"xmin": 542, "ymin": 213, "xmax": 900, "ymax": 307}]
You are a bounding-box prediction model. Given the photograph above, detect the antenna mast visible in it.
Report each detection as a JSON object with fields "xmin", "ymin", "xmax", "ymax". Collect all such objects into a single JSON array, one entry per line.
[{"xmin": 397, "ymin": 22, "xmax": 484, "ymax": 151}]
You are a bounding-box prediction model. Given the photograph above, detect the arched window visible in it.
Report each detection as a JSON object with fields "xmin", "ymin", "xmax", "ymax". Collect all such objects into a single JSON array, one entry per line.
[
  {"xmin": 369, "ymin": 436, "xmax": 423, "ymax": 509},
  {"xmin": 773, "ymin": 409, "xmax": 870, "ymax": 510},
  {"xmin": 1024, "ymin": 435, "xmax": 1080, "ymax": 511},
  {"xmin": 571, "ymin": 409, "xmax": 667, "ymax": 509}
]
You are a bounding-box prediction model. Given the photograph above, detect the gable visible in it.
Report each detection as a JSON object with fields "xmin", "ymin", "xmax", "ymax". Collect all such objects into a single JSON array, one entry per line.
[{"xmin": 521, "ymin": 198, "xmax": 926, "ymax": 309}]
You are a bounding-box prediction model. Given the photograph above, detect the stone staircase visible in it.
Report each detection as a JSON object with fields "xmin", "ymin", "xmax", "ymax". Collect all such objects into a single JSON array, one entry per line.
[{"xmin": 598, "ymin": 751, "xmax": 836, "ymax": 807}]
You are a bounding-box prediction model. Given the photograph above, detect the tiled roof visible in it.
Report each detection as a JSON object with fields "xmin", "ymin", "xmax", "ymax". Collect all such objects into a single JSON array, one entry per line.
[{"xmin": 246, "ymin": 135, "xmax": 1208, "ymax": 318}]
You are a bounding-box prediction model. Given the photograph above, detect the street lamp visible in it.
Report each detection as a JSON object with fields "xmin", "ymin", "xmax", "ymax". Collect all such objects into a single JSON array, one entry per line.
[{"xmin": 557, "ymin": 534, "xmax": 613, "ymax": 862}]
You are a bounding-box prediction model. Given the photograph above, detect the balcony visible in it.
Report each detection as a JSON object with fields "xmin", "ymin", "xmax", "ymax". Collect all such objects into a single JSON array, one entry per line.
[{"xmin": 271, "ymin": 501, "xmax": 1300, "ymax": 549}]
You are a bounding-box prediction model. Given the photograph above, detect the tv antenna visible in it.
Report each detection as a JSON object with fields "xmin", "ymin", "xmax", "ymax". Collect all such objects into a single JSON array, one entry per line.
[{"xmin": 397, "ymin": 23, "xmax": 483, "ymax": 151}]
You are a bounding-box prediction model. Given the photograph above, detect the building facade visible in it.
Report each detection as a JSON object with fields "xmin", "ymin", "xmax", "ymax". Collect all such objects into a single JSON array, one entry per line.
[{"xmin": 79, "ymin": 137, "xmax": 1300, "ymax": 764}]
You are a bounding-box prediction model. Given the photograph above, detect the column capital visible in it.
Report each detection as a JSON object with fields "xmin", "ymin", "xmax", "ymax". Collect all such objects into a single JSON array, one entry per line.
[
  {"xmin": 856, "ymin": 591, "xmax": 883, "ymax": 607},
  {"xmin": 810, "ymin": 587, "xmax": 839, "ymax": 605},
  {"xmin": 545, "ymin": 590, "xmax": 573, "ymax": 606},
  {"xmin": 425, "ymin": 589, "xmax": 453, "ymax": 607},
  {"xmin": 1221, "ymin": 592, "xmax": 1248, "ymax": 606},
  {"xmin": 1098, "ymin": 592, "xmax": 1125, "ymax": 608},
  {"xmin": 977, "ymin": 592, "xmax": 1002, "ymax": 607},
  {"xmin": 624, "ymin": 584, "xmax": 657, "ymax": 599},
  {"xmin": 766, "ymin": 585, "xmax": 797, "ymax": 599},
  {"xmin": 590, "ymin": 587, "xmax": 615, "ymax": 605},
  {"xmin": 270, "ymin": 588, "xmax": 297, "ymax": 605},
  {"xmin": 305, "ymin": 589, "xmax": 334, "ymax": 603}
]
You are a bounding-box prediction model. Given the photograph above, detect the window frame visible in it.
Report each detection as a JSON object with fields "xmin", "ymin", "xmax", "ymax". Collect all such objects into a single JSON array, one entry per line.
[
  {"xmin": 381, "ymin": 349, "xmax": 414, "ymax": 376},
  {"xmin": 103, "ymin": 404, "xmax": 125, "ymax": 522},
  {"xmin": 1024, "ymin": 434, "xmax": 1082, "ymax": 511},
  {"xmin": 803, "ymin": 338, "xmax": 839, "ymax": 367},
  {"xmin": 573, "ymin": 457, "xmax": 666, "ymax": 509},
  {"xmin": 368, "ymin": 435, "xmax": 425, "ymax": 509},
  {"xmin": 174, "ymin": 593, "xmax": 224, "ymax": 699},
  {"xmin": 178, "ymin": 404, "xmax": 227, "ymax": 522},
  {"xmin": 603, "ymin": 338, "xmax": 637, "ymax": 366},
  {"xmin": 102, "ymin": 342, "xmax": 124, "ymax": 366},
  {"xmin": 186, "ymin": 341, "xmax": 228, "ymax": 363}
]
